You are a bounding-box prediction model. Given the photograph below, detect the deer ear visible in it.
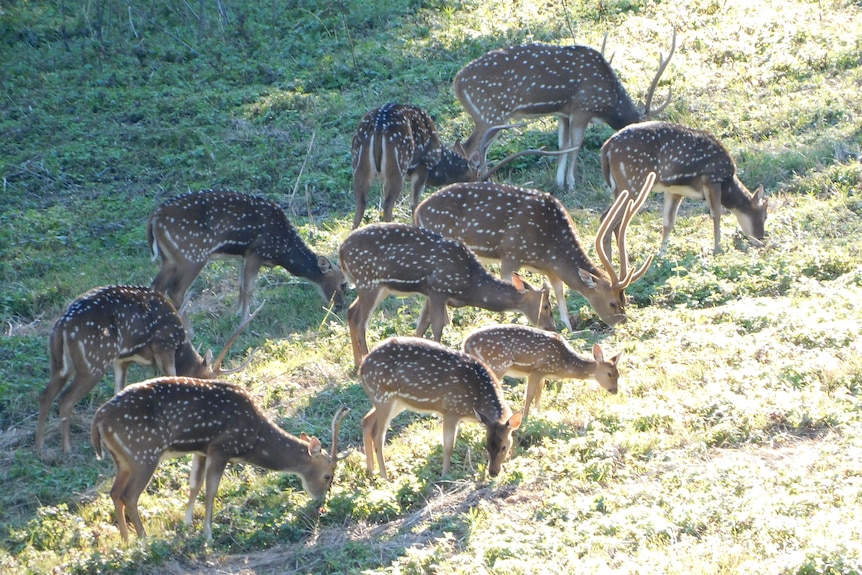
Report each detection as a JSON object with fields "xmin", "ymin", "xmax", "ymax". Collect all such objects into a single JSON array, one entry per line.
[
  {"xmin": 610, "ymin": 352, "xmax": 623, "ymax": 366},
  {"xmin": 473, "ymin": 408, "xmax": 492, "ymax": 426},
  {"xmin": 592, "ymin": 343, "xmax": 604, "ymax": 363},
  {"xmin": 205, "ymin": 349, "xmax": 214, "ymax": 364},
  {"xmin": 318, "ymin": 256, "xmax": 333, "ymax": 273},
  {"xmin": 510, "ymin": 272, "xmax": 525, "ymax": 291},
  {"xmin": 300, "ymin": 432, "xmax": 310, "ymax": 441},
  {"xmin": 307, "ymin": 436, "xmax": 322, "ymax": 456},
  {"xmin": 507, "ymin": 411, "xmax": 523, "ymax": 431},
  {"xmin": 753, "ymin": 185, "xmax": 765, "ymax": 204},
  {"xmin": 578, "ymin": 268, "xmax": 597, "ymax": 288},
  {"xmin": 453, "ymin": 140, "xmax": 466, "ymax": 156}
]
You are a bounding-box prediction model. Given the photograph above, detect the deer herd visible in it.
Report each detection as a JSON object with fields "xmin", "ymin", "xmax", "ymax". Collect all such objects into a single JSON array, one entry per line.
[{"xmin": 32, "ymin": 29, "xmax": 770, "ymax": 542}]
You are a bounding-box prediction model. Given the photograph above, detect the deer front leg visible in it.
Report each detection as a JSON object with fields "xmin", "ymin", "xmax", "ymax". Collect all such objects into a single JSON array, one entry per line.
[
  {"xmin": 523, "ymin": 372, "xmax": 547, "ymax": 423},
  {"xmin": 361, "ymin": 408, "xmax": 379, "ymax": 477},
  {"xmin": 239, "ymin": 253, "xmax": 265, "ymax": 320},
  {"xmin": 202, "ymin": 454, "xmax": 230, "ymax": 542},
  {"xmin": 185, "ymin": 454, "xmax": 207, "ymax": 526},
  {"xmin": 440, "ymin": 414, "xmax": 461, "ymax": 476},
  {"xmin": 705, "ymin": 182, "xmax": 724, "ymax": 254},
  {"xmin": 347, "ymin": 288, "xmax": 384, "ymax": 367},
  {"xmin": 417, "ymin": 294, "xmax": 450, "ymax": 342}
]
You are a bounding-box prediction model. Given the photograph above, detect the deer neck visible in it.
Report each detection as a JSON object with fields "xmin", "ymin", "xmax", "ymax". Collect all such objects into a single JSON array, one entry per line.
[
  {"xmin": 721, "ymin": 176, "xmax": 757, "ymax": 211},
  {"xmin": 240, "ymin": 422, "xmax": 310, "ymax": 472},
  {"xmin": 451, "ymin": 272, "xmax": 523, "ymax": 312}
]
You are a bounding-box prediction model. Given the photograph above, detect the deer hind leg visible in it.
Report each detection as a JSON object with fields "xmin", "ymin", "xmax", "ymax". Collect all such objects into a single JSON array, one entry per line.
[
  {"xmin": 380, "ymin": 172, "xmax": 405, "ymax": 223},
  {"xmin": 239, "ymin": 253, "xmax": 264, "ymax": 320},
  {"xmin": 56, "ymin": 372, "xmax": 104, "ymax": 454},
  {"xmin": 111, "ymin": 456, "xmax": 158, "ymax": 540},
  {"xmin": 185, "ymin": 454, "xmax": 206, "ymax": 526},
  {"xmin": 37, "ymin": 366, "xmax": 72, "ymax": 451},
  {"xmin": 361, "ymin": 408, "xmax": 379, "ymax": 476},
  {"xmin": 352, "ymin": 150, "xmax": 374, "ymax": 229}
]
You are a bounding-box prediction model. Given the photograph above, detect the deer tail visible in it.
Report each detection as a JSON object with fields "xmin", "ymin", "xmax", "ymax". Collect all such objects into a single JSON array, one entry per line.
[
  {"xmin": 91, "ymin": 420, "xmax": 104, "ymax": 460},
  {"xmin": 146, "ymin": 215, "xmax": 160, "ymax": 261}
]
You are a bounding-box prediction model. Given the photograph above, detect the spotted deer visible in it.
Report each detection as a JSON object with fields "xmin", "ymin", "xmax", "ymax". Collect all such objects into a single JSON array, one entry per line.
[
  {"xmin": 358, "ymin": 336, "xmax": 521, "ymax": 480},
  {"xmin": 351, "ymin": 103, "xmax": 525, "ymax": 229},
  {"xmin": 91, "ymin": 377, "xmax": 349, "ymax": 541},
  {"xmin": 37, "ymin": 285, "xmax": 259, "ymax": 453},
  {"xmin": 453, "ymin": 31, "xmax": 675, "ymax": 190},
  {"xmin": 148, "ymin": 190, "xmax": 346, "ymax": 321},
  {"xmin": 463, "ymin": 324, "xmax": 620, "ymax": 423},
  {"xmin": 600, "ymin": 120, "xmax": 767, "ymax": 255},
  {"xmin": 414, "ymin": 175, "xmax": 656, "ymax": 330},
  {"xmin": 338, "ymin": 222, "xmax": 555, "ymax": 367}
]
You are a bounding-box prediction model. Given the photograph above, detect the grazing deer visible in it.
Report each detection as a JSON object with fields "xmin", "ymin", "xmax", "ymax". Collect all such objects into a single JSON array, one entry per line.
[
  {"xmin": 148, "ymin": 189, "xmax": 346, "ymax": 321},
  {"xmin": 351, "ymin": 103, "xmax": 520, "ymax": 229},
  {"xmin": 414, "ymin": 176, "xmax": 655, "ymax": 330},
  {"xmin": 463, "ymin": 324, "xmax": 620, "ymax": 423},
  {"xmin": 453, "ymin": 31, "xmax": 675, "ymax": 190},
  {"xmin": 600, "ymin": 120, "xmax": 767, "ymax": 255},
  {"xmin": 36, "ymin": 285, "xmax": 259, "ymax": 454},
  {"xmin": 338, "ymin": 223, "xmax": 555, "ymax": 367},
  {"xmin": 358, "ymin": 336, "xmax": 521, "ymax": 480},
  {"xmin": 91, "ymin": 377, "xmax": 349, "ymax": 541}
]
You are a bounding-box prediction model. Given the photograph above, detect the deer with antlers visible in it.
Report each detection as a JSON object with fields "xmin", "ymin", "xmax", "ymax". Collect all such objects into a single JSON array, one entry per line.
[
  {"xmin": 600, "ymin": 120, "xmax": 767, "ymax": 255},
  {"xmin": 351, "ymin": 103, "xmax": 523, "ymax": 229},
  {"xmin": 92, "ymin": 377, "xmax": 349, "ymax": 541},
  {"xmin": 414, "ymin": 175, "xmax": 656, "ymax": 330},
  {"xmin": 453, "ymin": 31, "xmax": 675, "ymax": 190},
  {"xmin": 148, "ymin": 190, "xmax": 346, "ymax": 322},
  {"xmin": 36, "ymin": 285, "xmax": 259, "ymax": 454},
  {"xmin": 463, "ymin": 324, "xmax": 620, "ymax": 423},
  {"xmin": 338, "ymin": 222, "xmax": 555, "ymax": 367},
  {"xmin": 358, "ymin": 336, "xmax": 521, "ymax": 480}
]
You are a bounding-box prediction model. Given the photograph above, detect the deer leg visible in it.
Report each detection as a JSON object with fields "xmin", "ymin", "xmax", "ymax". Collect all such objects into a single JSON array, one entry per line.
[
  {"xmin": 239, "ymin": 254, "xmax": 264, "ymax": 320},
  {"xmin": 202, "ymin": 454, "xmax": 230, "ymax": 541},
  {"xmin": 56, "ymin": 372, "xmax": 103, "ymax": 454},
  {"xmin": 347, "ymin": 288, "xmax": 385, "ymax": 367},
  {"xmin": 409, "ymin": 167, "xmax": 430, "ymax": 216},
  {"xmin": 168, "ymin": 261, "xmax": 206, "ymax": 324},
  {"xmin": 705, "ymin": 182, "xmax": 724, "ymax": 254},
  {"xmin": 661, "ymin": 193, "xmax": 685, "ymax": 255},
  {"xmin": 37, "ymin": 368, "xmax": 72, "ymax": 451},
  {"xmin": 111, "ymin": 456, "xmax": 158, "ymax": 540},
  {"xmin": 545, "ymin": 273, "xmax": 572, "ymax": 331},
  {"xmin": 185, "ymin": 454, "xmax": 207, "ymax": 525},
  {"xmin": 440, "ymin": 414, "xmax": 461, "ymax": 476},
  {"xmin": 368, "ymin": 400, "xmax": 400, "ymax": 481},
  {"xmin": 557, "ymin": 117, "xmax": 587, "ymax": 191},
  {"xmin": 361, "ymin": 408, "xmax": 379, "ymax": 477},
  {"xmin": 352, "ymin": 156, "xmax": 373, "ymax": 229},
  {"xmin": 524, "ymin": 373, "xmax": 547, "ymax": 420},
  {"xmin": 425, "ymin": 295, "xmax": 451, "ymax": 342},
  {"xmin": 381, "ymin": 172, "xmax": 405, "ymax": 222}
]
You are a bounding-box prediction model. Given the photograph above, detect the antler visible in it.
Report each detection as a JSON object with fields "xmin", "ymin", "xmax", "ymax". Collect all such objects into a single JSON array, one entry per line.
[
  {"xmin": 643, "ymin": 28, "xmax": 677, "ymax": 117},
  {"xmin": 615, "ymin": 173, "xmax": 656, "ymax": 289},
  {"xmin": 212, "ymin": 302, "xmax": 265, "ymax": 374},
  {"xmin": 600, "ymin": 31, "xmax": 615, "ymax": 65},
  {"xmin": 330, "ymin": 405, "xmax": 351, "ymax": 461},
  {"xmin": 594, "ymin": 172, "xmax": 656, "ymax": 289}
]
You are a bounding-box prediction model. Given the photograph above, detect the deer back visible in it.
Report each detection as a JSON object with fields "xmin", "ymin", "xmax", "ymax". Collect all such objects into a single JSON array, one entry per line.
[{"xmin": 148, "ymin": 189, "xmax": 345, "ymax": 308}]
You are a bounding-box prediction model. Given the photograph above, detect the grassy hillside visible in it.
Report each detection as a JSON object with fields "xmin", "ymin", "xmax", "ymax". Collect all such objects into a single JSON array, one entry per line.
[{"xmin": 1, "ymin": 0, "xmax": 861, "ymax": 573}]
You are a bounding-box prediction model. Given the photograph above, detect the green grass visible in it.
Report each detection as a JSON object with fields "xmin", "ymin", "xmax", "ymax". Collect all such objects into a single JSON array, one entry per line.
[{"xmin": 2, "ymin": 0, "xmax": 862, "ymax": 573}]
